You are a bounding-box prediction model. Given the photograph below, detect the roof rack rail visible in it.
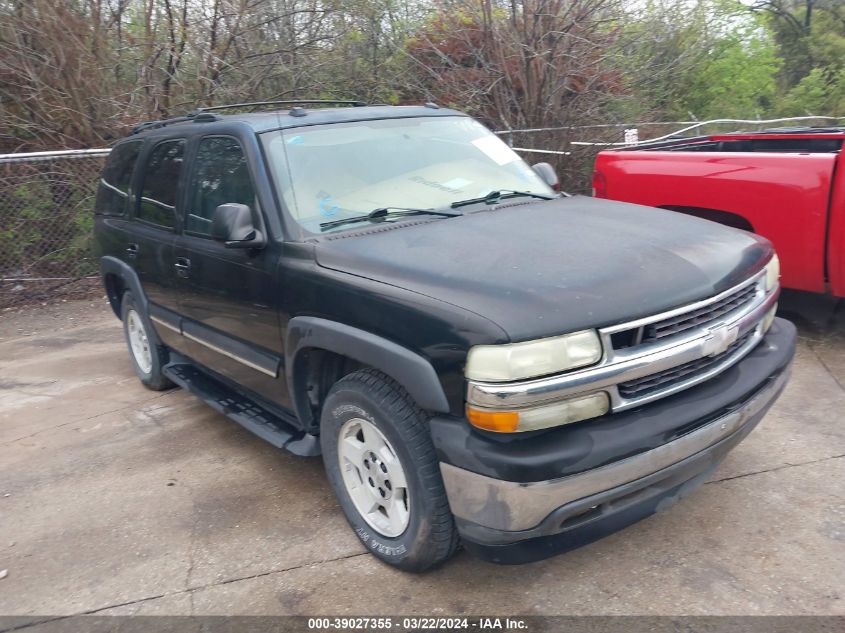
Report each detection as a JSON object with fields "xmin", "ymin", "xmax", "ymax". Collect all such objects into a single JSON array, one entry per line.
[
  {"xmin": 128, "ymin": 99, "xmax": 368, "ymax": 136},
  {"xmin": 192, "ymin": 99, "xmax": 368, "ymax": 114},
  {"xmin": 129, "ymin": 113, "xmax": 222, "ymax": 136}
]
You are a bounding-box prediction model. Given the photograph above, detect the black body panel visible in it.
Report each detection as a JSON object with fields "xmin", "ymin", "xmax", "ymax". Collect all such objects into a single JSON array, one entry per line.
[
  {"xmin": 174, "ymin": 234, "xmax": 286, "ymax": 406},
  {"xmin": 314, "ymin": 195, "xmax": 773, "ymax": 341},
  {"xmin": 100, "ymin": 256, "xmax": 168, "ymax": 349}
]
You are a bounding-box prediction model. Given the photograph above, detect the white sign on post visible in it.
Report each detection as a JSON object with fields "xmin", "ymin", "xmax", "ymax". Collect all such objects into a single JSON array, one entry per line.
[{"xmin": 624, "ymin": 128, "xmax": 639, "ymax": 145}]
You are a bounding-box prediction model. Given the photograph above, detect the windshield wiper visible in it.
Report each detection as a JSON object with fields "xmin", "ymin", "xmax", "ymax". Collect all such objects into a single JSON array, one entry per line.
[
  {"xmin": 450, "ymin": 189, "xmax": 555, "ymax": 209},
  {"xmin": 319, "ymin": 206, "xmax": 461, "ymax": 231}
]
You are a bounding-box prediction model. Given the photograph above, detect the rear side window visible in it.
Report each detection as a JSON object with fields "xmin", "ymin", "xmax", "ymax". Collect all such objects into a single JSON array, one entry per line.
[
  {"xmin": 137, "ymin": 140, "xmax": 185, "ymax": 228},
  {"xmin": 186, "ymin": 137, "xmax": 256, "ymax": 237},
  {"xmin": 95, "ymin": 141, "xmax": 141, "ymax": 216}
]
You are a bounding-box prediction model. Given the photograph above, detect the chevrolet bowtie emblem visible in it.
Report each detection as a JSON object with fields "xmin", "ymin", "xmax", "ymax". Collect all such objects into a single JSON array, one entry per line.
[{"xmin": 702, "ymin": 324, "xmax": 739, "ymax": 357}]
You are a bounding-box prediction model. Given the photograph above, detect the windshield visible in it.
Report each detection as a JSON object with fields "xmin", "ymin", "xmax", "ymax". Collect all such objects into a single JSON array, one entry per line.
[{"xmin": 261, "ymin": 116, "xmax": 555, "ymax": 234}]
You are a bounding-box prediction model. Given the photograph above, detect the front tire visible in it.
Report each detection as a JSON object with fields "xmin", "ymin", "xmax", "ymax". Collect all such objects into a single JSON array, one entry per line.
[
  {"xmin": 320, "ymin": 369, "xmax": 459, "ymax": 572},
  {"xmin": 121, "ymin": 292, "xmax": 173, "ymax": 391}
]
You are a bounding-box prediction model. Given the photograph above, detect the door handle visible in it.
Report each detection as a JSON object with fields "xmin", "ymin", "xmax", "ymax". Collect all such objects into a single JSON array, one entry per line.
[
  {"xmin": 126, "ymin": 243, "xmax": 139, "ymax": 258},
  {"xmin": 174, "ymin": 257, "xmax": 191, "ymax": 278}
]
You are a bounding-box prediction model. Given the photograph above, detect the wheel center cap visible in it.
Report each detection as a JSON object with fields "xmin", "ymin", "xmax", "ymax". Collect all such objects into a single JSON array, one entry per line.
[{"xmin": 364, "ymin": 455, "xmax": 392, "ymax": 501}]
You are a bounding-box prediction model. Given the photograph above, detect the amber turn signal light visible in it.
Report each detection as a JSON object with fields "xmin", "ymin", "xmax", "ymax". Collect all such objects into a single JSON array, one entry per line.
[
  {"xmin": 466, "ymin": 392, "xmax": 610, "ymax": 433},
  {"xmin": 465, "ymin": 406, "xmax": 520, "ymax": 433}
]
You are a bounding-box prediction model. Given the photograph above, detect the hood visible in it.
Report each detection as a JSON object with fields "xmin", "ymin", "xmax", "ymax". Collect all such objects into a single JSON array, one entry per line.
[{"xmin": 313, "ymin": 196, "xmax": 772, "ymax": 342}]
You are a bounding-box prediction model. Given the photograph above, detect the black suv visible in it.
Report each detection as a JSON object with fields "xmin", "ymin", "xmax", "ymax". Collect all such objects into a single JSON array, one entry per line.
[{"xmin": 94, "ymin": 101, "xmax": 796, "ymax": 571}]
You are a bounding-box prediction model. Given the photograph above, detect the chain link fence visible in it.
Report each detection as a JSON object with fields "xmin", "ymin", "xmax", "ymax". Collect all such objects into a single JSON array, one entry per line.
[
  {"xmin": 1, "ymin": 116, "xmax": 841, "ymax": 311},
  {"xmin": 0, "ymin": 150, "xmax": 109, "ymax": 310}
]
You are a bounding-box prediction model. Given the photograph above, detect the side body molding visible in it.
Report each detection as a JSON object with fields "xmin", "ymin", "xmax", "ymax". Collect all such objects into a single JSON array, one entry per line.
[{"xmin": 285, "ymin": 316, "xmax": 451, "ymax": 426}]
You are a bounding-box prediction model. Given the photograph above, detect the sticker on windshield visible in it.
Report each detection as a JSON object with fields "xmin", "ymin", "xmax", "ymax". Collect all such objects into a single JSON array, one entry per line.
[
  {"xmin": 472, "ymin": 136, "xmax": 520, "ymax": 166},
  {"xmin": 441, "ymin": 177, "xmax": 472, "ymax": 190},
  {"xmin": 317, "ymin": 192, "xmax": 339, "ymax": 217}
]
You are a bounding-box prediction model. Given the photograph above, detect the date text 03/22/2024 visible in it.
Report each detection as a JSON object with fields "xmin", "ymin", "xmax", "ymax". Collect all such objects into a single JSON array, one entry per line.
[{"xmin": 307, "ymin": 617, "xmax": 528, "ymax": 630}]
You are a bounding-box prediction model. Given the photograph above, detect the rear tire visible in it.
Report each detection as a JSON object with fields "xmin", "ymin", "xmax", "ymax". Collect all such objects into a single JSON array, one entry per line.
[
  {"xmin": 320, "ymin": 368, "xmax": 459, "ymax": 572},
  {"xmin": 121, "ymin": 292, "xmax": 173, "ymax": 391}
]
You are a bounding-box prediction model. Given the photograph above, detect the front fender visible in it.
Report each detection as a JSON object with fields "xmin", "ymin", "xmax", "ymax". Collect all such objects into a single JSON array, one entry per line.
[{"xmin": 285, "ymin": 316, "xmax": 450, "ymax": 427}]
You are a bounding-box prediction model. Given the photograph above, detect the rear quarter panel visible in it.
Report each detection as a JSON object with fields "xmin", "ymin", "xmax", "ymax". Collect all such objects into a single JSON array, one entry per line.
[{"xmin": 595, "ymin": 151, "xmax": 838, "ymax": 294}]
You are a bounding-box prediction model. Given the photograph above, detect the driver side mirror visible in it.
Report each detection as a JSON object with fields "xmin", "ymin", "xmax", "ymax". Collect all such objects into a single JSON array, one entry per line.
[
  {"xmin": 532, "ymin": 162, "xmax": 560, "ymax": 191},
  {"xmin": 211, "ymin": 203, "xmax": 265, "ymax": 249}
]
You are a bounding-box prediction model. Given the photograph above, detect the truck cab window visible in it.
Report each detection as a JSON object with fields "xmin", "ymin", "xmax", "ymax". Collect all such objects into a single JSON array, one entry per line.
[{"xmin": 137, "ymin": 140, "xmax": 184, "ymax": 229}]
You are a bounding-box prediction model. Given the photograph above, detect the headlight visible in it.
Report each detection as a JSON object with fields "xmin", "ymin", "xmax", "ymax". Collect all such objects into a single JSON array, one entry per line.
[
  {"xmin": 765, "ymin": 254, "xmax": 780, "ymax": 292},
  {"xmin": 466, "ymin": 392, "xmax": 610, "ymax": 433},
  {"xmin": 465, "ymin": 330, "xmax": 602, "ymax": 382}
]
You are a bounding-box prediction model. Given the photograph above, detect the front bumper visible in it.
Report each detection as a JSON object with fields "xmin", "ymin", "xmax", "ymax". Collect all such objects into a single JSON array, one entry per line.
[{"xmin": 432, "ymin": 318, "xmax": 796, "ymax": 564}]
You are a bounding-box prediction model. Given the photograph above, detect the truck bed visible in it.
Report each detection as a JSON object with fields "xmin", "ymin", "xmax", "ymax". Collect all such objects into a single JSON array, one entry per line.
[{"xmin": 594, "ymin": 133, "xmax": 845, "ymax": 297}]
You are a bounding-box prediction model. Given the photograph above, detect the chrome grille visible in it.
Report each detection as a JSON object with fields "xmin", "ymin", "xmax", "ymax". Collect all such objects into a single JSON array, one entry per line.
[
  {"xmin": 466, "ymin": 268, "xmax": 777, "ymax": 416},
  {"xmin": 618, "ymin": 330, "xmax": 754, "ymax": 399},
  {"xmin": 611, "ymin": 282, "xmax": 758, "ymax": 350},
  {"xmin": 643, "ymin": 283, "xmax": 757, "ymax": 342}
]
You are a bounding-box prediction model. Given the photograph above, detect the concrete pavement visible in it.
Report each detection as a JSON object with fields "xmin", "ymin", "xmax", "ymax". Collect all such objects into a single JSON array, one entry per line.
[{"xmin": 0, "ymin": 292, "xmax": 843, "ymax": 616}]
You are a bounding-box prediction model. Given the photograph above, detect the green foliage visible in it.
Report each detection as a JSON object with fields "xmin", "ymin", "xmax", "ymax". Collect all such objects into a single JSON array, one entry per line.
[
  {"xmin": 616, "ymin": 1, "xmax": 785, "ymax": 121},
  {"xmin": 613, "ymin": 1, "xmax": 714, "ymax": 121},
  {"xmin": 614, "ymin": 0, "xmax": 845, "ymax": 122},
  {"xmin": 807, "ymin": 10, "xmax": 845, "ymax": 71},
  {"xmin": 778, "ymin": 67, "xmax": 845, "ymax": 115},
  {"xmin": 684, "ymin": 22, "xmax": 782, "ymax": 119},
  {"xmin": 753, "ymin": 0, "xmax": 845, "ymax": 116}
]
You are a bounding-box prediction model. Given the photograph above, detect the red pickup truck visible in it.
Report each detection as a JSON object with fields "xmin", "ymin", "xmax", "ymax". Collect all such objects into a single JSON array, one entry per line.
[{"xmin": 593, "ymin": 128, "xmax": 845, "ymax": 297}]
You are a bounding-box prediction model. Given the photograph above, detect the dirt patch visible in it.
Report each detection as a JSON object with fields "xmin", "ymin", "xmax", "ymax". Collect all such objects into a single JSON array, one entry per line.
[
  {"xmin": 0, "ymin": 294, "xmax": 113, "ymax": 340},
  {"xmin": 0, "ymin": 276, "xmax": 103, "ymax": 312}
]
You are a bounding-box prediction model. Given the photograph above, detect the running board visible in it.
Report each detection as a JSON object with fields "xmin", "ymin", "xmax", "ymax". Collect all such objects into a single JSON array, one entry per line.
[{"xmin": 163, "ymin": 362, "xmax": 320, "ymax": 457}]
